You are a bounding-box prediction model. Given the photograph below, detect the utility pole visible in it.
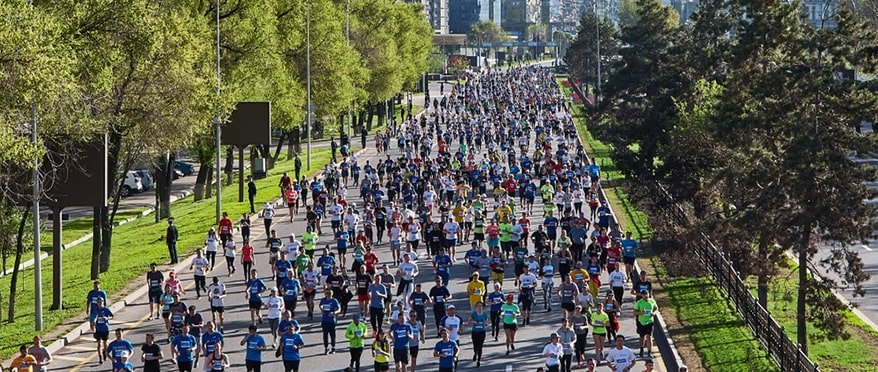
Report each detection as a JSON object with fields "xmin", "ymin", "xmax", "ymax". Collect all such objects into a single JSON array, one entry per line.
[
  {"xmin": 306, "ymin": 0, "xmax": 312, "ymax": 170},
  {"xmin": 29, "ymin": 0, "xmax": 42, "ymax": 332},
  {"xmin": 214, "ymin": 0, "xmax": 222, "ymax": 223},
  {"xmin": 346, "ymin": 0, "xmax": 352, "ymax": 140}
]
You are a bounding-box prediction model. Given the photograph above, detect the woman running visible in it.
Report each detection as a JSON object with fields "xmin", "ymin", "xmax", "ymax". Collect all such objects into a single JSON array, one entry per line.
[{"xmin": 469, "ymin": 302, "xmax": 489, "ymax": 366}]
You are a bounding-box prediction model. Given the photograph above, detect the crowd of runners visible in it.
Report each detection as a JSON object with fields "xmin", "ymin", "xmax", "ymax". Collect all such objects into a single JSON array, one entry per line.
[{"xmin": 38, "ymin": 66, "xmax": 670, "ymax": 372}]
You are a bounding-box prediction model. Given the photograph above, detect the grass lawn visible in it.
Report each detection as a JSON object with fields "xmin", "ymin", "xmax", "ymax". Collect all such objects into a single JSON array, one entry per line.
[
  {"xmin": 37, "ymin": 210, "xmax": 146, "ymax": 253},
  {"xmin": 557, "ymin": 74, "xmax": 775, "ymax": 370},
  {"xmin": 0, "ymin": 147, "xmax": 338, "ymax": 361},
  {"xmin": 745, "ymin": 262, "xmax": 878, "ymax": 371}
]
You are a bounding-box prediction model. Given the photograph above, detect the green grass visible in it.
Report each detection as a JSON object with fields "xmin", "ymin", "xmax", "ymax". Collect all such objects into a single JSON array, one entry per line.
[
  {"xmin": 745, "ymin": 263, "xmax": 878, "ymax": 371},
  {"xmin": 557, "ymin": 74, "xmax": 776, "ymax": 371},
  {"xmin": 37, "ymin": 210, "xmax": 145, "ymax": 253},
  {"xmin": 660, "ymin": 272, "xmax": 778, "ymax": 372},
  {"xmin": 0, "ymin": 147, "xmax": 339, "ymax": 361}
]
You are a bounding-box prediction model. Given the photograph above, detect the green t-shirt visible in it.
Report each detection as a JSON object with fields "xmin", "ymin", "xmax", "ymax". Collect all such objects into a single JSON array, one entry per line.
[
  {"xmin": 473, "ymin": 218, "xmax": 486, "ymax": 234},
  {"xmin": 499, "ymin": 223, "xmax": 513, "ymax": 242},
  {"xmin": 591, "ymin": 311, "xmax": 609, "ymax": 334},
  {"xmin": 472, "ymin": 201, "xmax": 484, "ymax": 213},
  {"xmin": 500, "ymin": 303, "xmax": 519, "ymax": 325},
  {"xmin": 302, "ymin": 232, "xmax": 318, "ymax": 250},
  {"xmin": 345, "ymin": 321, "xmax": 368, "ymax": 348},
  {"xmin": 295, "ymin": 255, "xmax": 311, "ymax": 273},
  {"xmin": 635, "ymin": 298, "xmax": 657, "ymax": 325}
]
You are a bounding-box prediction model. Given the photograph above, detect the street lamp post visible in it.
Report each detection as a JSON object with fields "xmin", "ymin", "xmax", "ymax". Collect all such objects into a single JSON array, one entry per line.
[
  {"xmin": 594, "ymin": 1, "xmax": 601, "ymax": 105},
  {"xmin": 214, "ymin": 0, "xmax": 222, "ymax": 223},
  {"xmin": 29, "ymin": 0, "xmax": 43, "ymax": 331},
  {"xmin": 306, "ymin": 0, "xmax": 312, "ymax": 170}
]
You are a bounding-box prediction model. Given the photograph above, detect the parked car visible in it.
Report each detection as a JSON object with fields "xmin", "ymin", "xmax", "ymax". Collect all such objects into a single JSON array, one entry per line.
[
  {"xmin": 174, "ymin": 161, "xmax": 195, "ymax": 177},
  {"xmin": 120, "ymin": 171, "xmax": 143, "ymax": 197}
]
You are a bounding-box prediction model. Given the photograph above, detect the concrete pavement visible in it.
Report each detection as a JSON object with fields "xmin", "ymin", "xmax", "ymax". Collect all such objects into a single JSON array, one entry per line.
[{"xmin": 48, "ymin": 67, "xmax": 667, "ymax": 372}]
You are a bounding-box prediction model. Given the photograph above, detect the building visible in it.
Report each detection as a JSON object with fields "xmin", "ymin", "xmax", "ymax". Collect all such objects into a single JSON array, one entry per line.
[
  {"xmin": 502, "ymin": 0, "xmax": 540, "ymax": 34},
  {"xmin": 669, "ymin": 0, "xmax": 699, "ymax": 23},
  {"xmin": 450, "ymin": 0, "xmax": 482, "ymax": 34},
  {"xmin": 803, "ymin": 0, "xmax": 837, "ymax": 29},
  {"xmin": 479, "ymin": 0, "xmax": 503, "ymax": 28}
]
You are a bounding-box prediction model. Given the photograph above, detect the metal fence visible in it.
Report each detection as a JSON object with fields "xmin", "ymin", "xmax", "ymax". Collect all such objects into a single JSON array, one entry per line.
[{"xmin": 651, "ymin": 183, "xmax": 819, "ymax": 372}]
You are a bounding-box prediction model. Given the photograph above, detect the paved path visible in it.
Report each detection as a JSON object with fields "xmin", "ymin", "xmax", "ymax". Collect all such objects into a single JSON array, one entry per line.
[{"xmin": 49, "ymin": 67, "xmax": 664, "ymax": 372}]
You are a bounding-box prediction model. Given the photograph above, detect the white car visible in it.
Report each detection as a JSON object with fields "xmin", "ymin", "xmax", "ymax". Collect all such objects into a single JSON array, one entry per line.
[{"xmin": 120, "ymin": 171, "xmax": 143, "ymax": 197}]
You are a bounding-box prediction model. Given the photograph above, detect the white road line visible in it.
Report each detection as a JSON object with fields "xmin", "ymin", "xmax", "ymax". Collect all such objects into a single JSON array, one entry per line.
[
  {"xmin": 861, "ymin": 244, "xmax": 873, "ymax": 251},
  {"xmin": 506, "ymin": 365, "xmax": 513, "ymax": 372}
]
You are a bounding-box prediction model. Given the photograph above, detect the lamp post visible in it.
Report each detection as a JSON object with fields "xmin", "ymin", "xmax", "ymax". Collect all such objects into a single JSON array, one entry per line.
[
  {"xmin": 29, "ymin": 0, "xmax": 43, "ymax": 332},
  {"xmin": 594, "ymin": 1, "xmax": 601, "ymax": 106},
  {"xmin": 214, "ymin": 0, "xmax": 222, "ymax": 223},
  {"xmin": 306, "ymin": 0, "xmax": 312, "ymax": 170}
]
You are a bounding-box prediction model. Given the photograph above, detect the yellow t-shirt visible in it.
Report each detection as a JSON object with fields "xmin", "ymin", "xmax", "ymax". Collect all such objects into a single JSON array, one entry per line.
[
  {"xmin": 11, "ymin": 354, "xmax": 37, "ymax": 372},
  {"xmin": 452, "ymin": 206, "xmax": 466, "ymax": 223},
  {"xmin": 467, "ymin": 280, "xmax": 486, "ymax": 305},
  {"xmin": 570, "ymin": 268, "xmax": 590, "ymax": 283},
  {"xmin": 372, "ymin": 340, "xmax": 390, "ymax": 363}
]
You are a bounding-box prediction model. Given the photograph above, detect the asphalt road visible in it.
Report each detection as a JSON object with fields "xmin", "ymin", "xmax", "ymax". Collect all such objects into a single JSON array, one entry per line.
[{"xmin": 50, "ymin": 65, "xmax": 663, "ymax": 372}]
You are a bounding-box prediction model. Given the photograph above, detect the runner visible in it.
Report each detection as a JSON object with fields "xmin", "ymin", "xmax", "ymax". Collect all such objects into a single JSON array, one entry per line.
[
  {"xmin": 146, "ymin": 263, "xmax": 164, "ymax": 320},
  {"xmin": 500, "ymin": 293, "xmax": 520, "ymax": 355},
  {"xmin": 276, "ymin": 324, "xmax": 305, "ymax": 372},
  {"xmin": 389, "ymin": 313, "xmax": 413, "ymax": 372},
  {"xmin": 240, "ymin": 324, "xmax": 268, "ymax": 372},
  {"xmin": 469, "ymin": 302, "xmax": 488, "ymax": 367},
  {"xmin": 86, "ymin": 280, "xmax": 108, "ymax": 333},
  {"xmin": 344, "ymin": 314, "xmax": 368, "ymax": 371},
  {"xmin": 432, "ymin": 328, "xmax": 459, "ymax": 372}
]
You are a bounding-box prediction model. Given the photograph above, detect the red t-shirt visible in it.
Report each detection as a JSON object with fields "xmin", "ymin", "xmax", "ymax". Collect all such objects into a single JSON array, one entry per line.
[
  {"xmin": 364, "ymin": 253, "xmax": 379, "ymax": 271},
  {"xmin": 285, "ymin": 189, "xmax": 298, "ymax": 203},
  {"xmin": 218, "ymin": 218, "xmax": 233, "ymax": 235},
  {"xmin": 242, "ymin": 245, "xmax": 255, "ymax": 263}
]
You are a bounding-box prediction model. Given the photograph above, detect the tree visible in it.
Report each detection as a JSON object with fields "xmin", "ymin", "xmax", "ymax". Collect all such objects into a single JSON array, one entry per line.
[
  {"xmin": 565, "ymin": 10, "xmax": 619, "ymax": 96},
  {"xmin": 598, "ymin": 0, "xmax": 686, "ymax": 179}
]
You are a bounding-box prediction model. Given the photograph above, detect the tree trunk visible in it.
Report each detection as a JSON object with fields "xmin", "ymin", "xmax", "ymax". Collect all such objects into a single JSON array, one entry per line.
[
  {"xmin": 366, "ymin": 103, "xmax": 375, "ymax": 130},
  {"xmin": 286, "ymin": 132, "xmax": 295, "ymax": 160},
  {"xmin": 155, "ymin": 153, "xmax": 174, "ymax": 220},
  {"xmin": 797, "ymin": 226, "xmax": 812, "ymax": 355},
  {"xmin": 273, "ymin": 131, "xmax": 287, "ymax": 162},
  {"xmin": 193, "ymin": 163, "xmax": 212, "ymax": 201},
  {"xmin": 258, "ymin": 145, "xmax": 271, "ymax": 169},
  {"xmin": 374, "ymin": 101, "xmax": 384, "ymax": 131},
  {"xmin": 224, "ymin": 147, "xmax": 234, "ymax": 185},
  {"xmin": 757, "ymin": 235, "xmax": 769, "ymax": 309},
  {"xmin": 7, "ymin": 204, "xmax": 30, "ymax": 321},
  {"xmin": 205, "ymin": 170, "xmax": 214, "ymax": 199},
  {"xmin": 91, "ymin": 206, "xmax": 101, "ymax": 280},
  {"xmin": 99, "ymin": 205, "xmax": 112, "ymax": 273}
]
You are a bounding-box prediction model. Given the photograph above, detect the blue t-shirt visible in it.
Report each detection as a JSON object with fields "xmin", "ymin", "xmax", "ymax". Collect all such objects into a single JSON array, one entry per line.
[
  {"xmin": 434, "ymin": 340, "xmax": 459, "ymax": 368},
  {"xmin": 202, "ymin": 332, "xmax": 224, "ymax": 354},
  {"xmin": 94, "ymin": 307, "xmax": 113, "ymax": 332},
  {"xmin": 279, "ymin": 333, "xmax": 305, "ymax": 361},
  {"xmin": 544, "ymin": 217, "xmax": 559, "ymax": 235},
  {"xmin": 317, "ymin": 256, "xmax": 336, "ymax": 276},
  {"xmin": 276, "ymin": 260, "xmax": 292, "ymax": 279},
  {"xmin": 434, "ymin": 255, "xmax": 451, "ymax": 273},
  {"xmin": 87, "ymin": 289, "xmax": 107, "ymax": 314},
  {"xmin": 487, "ymin": 292, "xmax": 505, "ymax": 312},
  {"xmin": 390, "ymin": 323, "xmax": 412, "ymax": 349},
  {"xmin": 471, "ymin": 311, "xmax": 488, "ymax": 332},
  {"xmin": 247, "ymin": 279, "xmax": 267, "ymax": 300},
  {"xmin": 622, "ymin": 238, "xmax": 638, "ymax": 257},
  {"xmin": 244, "ymin": 334, "xmax": 266, "ymax": 362},
  {"xmin": 278, "ymin": 319, "xmax": 300, "ymax": 333},
  {"xmin": 589, "ymin": 164, "xmax": 601, "ymax": 178},
  {"xmin": 107, "ymin": 339, "xmax": 133, "ymax": 362},
  {"xmin": 319, "ymin": 297, "xmax": 340, "ymax": 323},
  {"xmin": 281, "ymin": 278, "xmax": 300, "ymax": 300},
  {"xmin": 336, "ymin": 231, "xmax": 349, "ymax": 249},
  {"xmin": 172, "ymin": 334, "xmax": 197, "ymax": 362}
]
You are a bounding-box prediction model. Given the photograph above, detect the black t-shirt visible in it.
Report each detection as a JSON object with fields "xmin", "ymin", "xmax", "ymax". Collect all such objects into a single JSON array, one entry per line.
[
  {"xmin": 356, "ymin": 274, "xmax": 372, "ymax": 292},
  {"xmin": 268, "ymin": 238, "xmax": 282, "ymax": 253},
  {"xmin": 429, "ymin": 286, "xmax": 451, "ymax": 305},
  {"xmin": 141, "ymin": 343, "xmax": 162, "ymax": 371},
  {"xmin": 147, "ymin": 271, "xmax": 164, "ymax": 291},
  {"xmin": 410, "ymin": 292, "xmax": 429, "ymax": 308}
]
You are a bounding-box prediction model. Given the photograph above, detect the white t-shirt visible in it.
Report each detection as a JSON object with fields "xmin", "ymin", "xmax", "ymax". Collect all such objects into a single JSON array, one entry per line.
[
  {"xmin": 224, "ymin": 241, "xmax": 236, "ymax": 258},
  {"xmin": 610, "ymin": 271, "xmax": 626, "ymax": 288},
  {"xmin": 543, "ymin": 343, "xmax": 563, "ymax": 366},
  {"xmin": 423, "ymin": 190, "xmax": 436, "ymax": 204},
  {"xmin": 606, "ymin": 346, "xmax": 637, "ymax": 372},
  {"xmin": 442, "ymin": 315, "xmax": 463, "ymax": 341},
  {"xmin": 443, "ymin": 222, "xmax": 460, "ymax": 240},
  {"xmin": 264, "ymin": 296, "xmax": 285, "ymax": 319},
  {"xmin": 193, "ymin": 257, "xmax": 209, "ymax": 276},
  {"xmin": 329, "ymin": 204, "xmax": 343, "ymax": 221},
  {"xmin": 262, "ymin": 206, "xmax": 275, "ymax": 219},
  {"xmin": 206, "ymin": 235, "xmax": 218, "ymax": 252},
  {"xmin": 399, "ymin": 262, "xmax": 418, "ymax": 281},
  {"xmin": 390, "ymin": 226, "xmax": 402, "ymax": 243},
  {"xmin": 406, "ymin": 223, "xmax": 420, "ymax": 241},
  {"xmin": 208, "ymin": 283, "xmax": 226, "ymax": 307},
  {"xmin": 519, "ymin": 273, "xmax": 538, "ymax": 289},
  {"xmin": 285, "ymin": 241, "xmax": 301, "ymax": 257}
]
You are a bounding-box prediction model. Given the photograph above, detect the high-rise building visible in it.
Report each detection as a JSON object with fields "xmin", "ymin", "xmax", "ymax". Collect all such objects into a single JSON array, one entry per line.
[
  {"xmin": 479, "ymin": 0, "xmax": 503, "ymax": 28},
  {"xmin": 803, "ymin": 0, "xmax": 836, "ymax": 29},
  {"xmin": 450, "ymin": 0, "xmax": 482, "ymax": 34},
  {"xmin": 502, "ymin": 0, "xmax": 540, "ymax": 34}
]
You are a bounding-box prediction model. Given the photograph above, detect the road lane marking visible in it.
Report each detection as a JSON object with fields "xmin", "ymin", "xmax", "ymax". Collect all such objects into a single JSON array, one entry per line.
[{"xmin": 861, "ymin": 245, "xmax": 873, "ymax": 251}]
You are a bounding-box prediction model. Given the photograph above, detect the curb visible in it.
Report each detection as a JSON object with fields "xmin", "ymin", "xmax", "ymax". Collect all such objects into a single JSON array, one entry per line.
[
  {"xmin": 564, "ymin": 76, "xmax": 686, "ymax": 371},
  {"xmin": 42, "ymin": 146, "xmax": 373, "ymax": 359}
]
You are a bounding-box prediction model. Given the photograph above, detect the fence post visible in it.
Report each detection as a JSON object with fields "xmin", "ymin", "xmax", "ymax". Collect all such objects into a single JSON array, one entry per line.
[
  {"xmin": 797, "ymin": 343, "xmax": 804, "ymax": 371},
  {"xmin": 780, "ymin": 327, "xmax": 786, "ymax": 370}
]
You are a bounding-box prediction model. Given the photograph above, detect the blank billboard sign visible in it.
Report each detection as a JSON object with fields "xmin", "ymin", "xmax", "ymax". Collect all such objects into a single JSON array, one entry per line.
[
  {"xmin": 44, "ymin": 136, "xmax": 108, "ymax": 208},
  {"xmin": 221, "ymin": 102, "xmax": 272, "ymax": 146}
]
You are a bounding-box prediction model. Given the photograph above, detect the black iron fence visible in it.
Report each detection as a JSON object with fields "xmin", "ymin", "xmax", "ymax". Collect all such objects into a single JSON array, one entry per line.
[{"xmin": 651, "ymin": 183, "xmax": 819, "ymax": 372}]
